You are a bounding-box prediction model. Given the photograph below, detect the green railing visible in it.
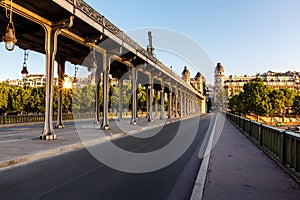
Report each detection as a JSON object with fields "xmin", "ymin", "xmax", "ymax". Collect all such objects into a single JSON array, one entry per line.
[
  {"xmin": 226, "ymin": 112, "xmax": 300, "ymax": 183},
  {"xmin": 0, "ymin": 113, "xmax": 95, "ymax": 124}
]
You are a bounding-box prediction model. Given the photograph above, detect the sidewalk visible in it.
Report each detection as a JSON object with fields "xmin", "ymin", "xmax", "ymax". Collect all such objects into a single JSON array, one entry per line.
[{"xmin": 202, "ymin": 118, "xmax": 300, "ymax": 200}]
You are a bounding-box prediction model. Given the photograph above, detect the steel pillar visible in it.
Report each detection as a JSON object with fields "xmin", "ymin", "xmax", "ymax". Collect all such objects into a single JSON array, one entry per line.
[
  {"xmin": 180, "ymin": 90, "xmax": 183, "ymax": 117},
  {"xmin": 154, "ymin": 90, "xmax": 158, "ymax": 118},
  {"xmin": 55, "ymin": 59, "xmax": 65, "ymax": 129},
  {"xmin": 174, "ymin": 88, "xmax": 178, "ymax": 118},
  {"xmin": 183, "ymin": 92, "xmax": 186, "ymax": 117},
  {"xmin": 101, "ymin": 53, "xmax": 110, "ymax": 130},
  {"xmin": 147, "ymin": 75, "xmax": 153, "ymax": 122},
  {"xmin": 41, "ymin": 28, "xmax": 59, "ymax": 140},
  {"xmin": 160, "ymin": 88, "xmax": 164, "ymax": 120},
  {"xmin": 118, "ymin": 79, "xmax": 123, "ymax": 121},
  {"xmin": 40, "ymin": 16, "xmax": 73, "ymax": 140},
  {"xmin": 95, "ymin": 71, "xmax": 101, "ymax": 124},
  {"xmin": 131, "ymin": 68, "xmax": 137, "ymax": 125},
  {"xmin": 168, "ymin": 92, "xmax": 172, "ymax": 118}
]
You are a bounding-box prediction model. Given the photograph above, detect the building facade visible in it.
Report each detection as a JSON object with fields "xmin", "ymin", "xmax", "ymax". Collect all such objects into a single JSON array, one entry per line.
[
  {"xmin": 214, "ymin": 63, "xmax": 300, "ymax": 102},
  {"xmin": 181, "ymin": 65, "xmax": 207, "ymax": 96}
]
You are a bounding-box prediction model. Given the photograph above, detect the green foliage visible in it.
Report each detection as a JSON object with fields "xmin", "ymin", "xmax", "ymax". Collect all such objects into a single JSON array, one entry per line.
[
  {"xmin": 29, "ymin": 87, "xmax": 45, "ymax": 113},
  {"xmin": 0, "ymin": 81, "xmax": 182, "ymax": 116},
  {"xmin": 280, "ymin": 88, "xmax": 295, "ymax": 112},
  {"xmin": 243, "ymin": 78, "xmax": 271, "ymax": 119},
  {"xmin": 63, "ymin": 88, "xmax": 73, "ymax": 113},
  {"xmin": 109, "ymin": 85, "xmax": 119, "ymax": 110},
  {"xmin": 228, "ymin": 77, "xmax": 300, "ymax": 120},
  {"xmin": 122, "ymin": 83, "xmax": 132, "ymax": 111},
  {"xmin": 0, "ymin": 83, "xmax": 9, "ymax": 114},
  {"xmin": 137, "ymin": 86, "xmax": 147, "ymax": 111},
  {"xmin": 228, "ymin": 92, "xmax": 246, "ymax": 116},
  {"xmin": 269, "ymin": 89, "xmax": 285, "ymax": 115},
  {"xmin": 292, "ymin": 95, "xmax": 300, "ymax": 116}
]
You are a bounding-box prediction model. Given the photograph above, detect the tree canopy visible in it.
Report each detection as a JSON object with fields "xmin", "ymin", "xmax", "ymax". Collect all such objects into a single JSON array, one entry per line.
[{"xmin": 228, "ymin": 77, "xmax": 299, "ymax": 121}]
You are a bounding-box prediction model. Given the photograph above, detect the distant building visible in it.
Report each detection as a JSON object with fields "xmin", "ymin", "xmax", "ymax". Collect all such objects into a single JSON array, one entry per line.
[
  {"xmin": 214, "ymin": 63, "xmax": 300, "ymax": 102},
  {"xmin": 3, "ymin": 74, "xmax": 58, "ymax": 88},
  {"xmin": 181, "ymin": 65, "xmax": 207, "ymax": 95}
]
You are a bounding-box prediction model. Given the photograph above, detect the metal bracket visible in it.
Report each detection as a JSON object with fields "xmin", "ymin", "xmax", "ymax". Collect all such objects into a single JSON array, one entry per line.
[{"xmin": 52, "ymin": 15, "xmax": 74, "ymax": 29}]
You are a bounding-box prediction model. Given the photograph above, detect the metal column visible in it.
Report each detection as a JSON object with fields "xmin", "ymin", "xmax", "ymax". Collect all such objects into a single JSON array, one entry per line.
[
  {"xmin": 118, "ymin": 79, "xmax": 123, "ymax": 121},
  {"xmin": 174, "ymin": 88, "xmax": 178, "ymax": 118},
  {"xmin": 95, "ymin": 71, "xmax": 101, "ymax": 124},
  {"xmin": 180, "ymin": 90, "xmax": 183, "ymax": 117},
  {"xmin": 131, "ymin": 68, "xmax": 137, "ymax": 125},
  {"xmin": 154, "ymin": 90, "xmax": 158, "ymax": 118},
  {"xmin": 101, "ymin": 53, "xmax": 110, "ymax": 130},
  {"xmin": 160, "ymin": 87, "xmax": 164, "ymax": 120},
  {"xmin": 40, "ymin": 16, "xmax": 73, "ymax": 140},
  {"xmin": 41, "ymin": 27, "xmax": 59, "ymax": 140},
  {"xmin": 168, "ymin": 92, "xmax": 172, "ymax": 118},
  {"xmin": 55, "ymin": 59, "xmax": 65, "ymax": 129},
  {"xmin": 147, "ymin": 74, "xmax": 153, "ymax": 122}
]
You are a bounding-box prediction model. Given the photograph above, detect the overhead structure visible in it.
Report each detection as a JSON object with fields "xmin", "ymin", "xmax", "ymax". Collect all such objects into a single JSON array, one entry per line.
[{"xmin": 0, "ymin": 0, "xmax": 206, "ymax": 140}]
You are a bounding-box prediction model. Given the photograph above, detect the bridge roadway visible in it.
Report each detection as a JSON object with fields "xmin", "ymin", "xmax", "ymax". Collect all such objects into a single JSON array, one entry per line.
[{"xmin": 0, "ymin": 114, "xmax": 213, "ymax": 200}]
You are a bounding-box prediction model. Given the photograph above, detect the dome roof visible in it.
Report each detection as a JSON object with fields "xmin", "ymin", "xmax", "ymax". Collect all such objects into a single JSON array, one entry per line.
[{"xmin": 215, "ymin": 63, "xmax": 224, "ymax": 72}]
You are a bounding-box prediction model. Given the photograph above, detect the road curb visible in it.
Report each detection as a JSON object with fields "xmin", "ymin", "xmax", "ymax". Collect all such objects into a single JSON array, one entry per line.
[
  {"xmin": 0, "ymin": 115, "xmax": 201, "ymax": 171},
  {"xmin": 190, "ymin": 113, "xmax": 218, "ymax": 200}
]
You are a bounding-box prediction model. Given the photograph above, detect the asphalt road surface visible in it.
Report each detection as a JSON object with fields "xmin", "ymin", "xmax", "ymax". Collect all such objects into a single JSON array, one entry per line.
[{"xmin": 0, "ymin": 114, "xmax": 214, "ymax": 200}]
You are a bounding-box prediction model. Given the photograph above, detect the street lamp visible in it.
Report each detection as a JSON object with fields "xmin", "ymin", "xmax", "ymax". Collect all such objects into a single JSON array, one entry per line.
[
  {"xmin": 3, "ymin": 0, "xmax": 17, "ymax": 51},
  {"xmin": 21, "ymin": 50, "xmax": 29, "ymax": 87}
]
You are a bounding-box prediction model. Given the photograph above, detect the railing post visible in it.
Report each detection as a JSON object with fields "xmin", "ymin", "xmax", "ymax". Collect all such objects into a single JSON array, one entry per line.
[
  {"xmin": 280, "ymin": 131, "xmax": 286, "ymax": 166},
  {"xmin": 259, "ymin": 123, "xmax": 263, "ymax": 146},
  {"xmin": 249, "ymin": 120, "xmax": 252, "ymax": 138}
]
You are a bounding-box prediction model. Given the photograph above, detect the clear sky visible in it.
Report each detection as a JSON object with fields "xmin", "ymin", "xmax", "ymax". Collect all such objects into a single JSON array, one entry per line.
[{"xmin": 1, "ymin": 0, "xmax": 300, "ymax": 84}]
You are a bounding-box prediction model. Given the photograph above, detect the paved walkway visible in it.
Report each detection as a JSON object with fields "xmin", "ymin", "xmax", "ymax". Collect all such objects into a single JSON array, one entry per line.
[{"xmin": 203, "ymin": 118, "xmax": 300, "ymax": 200}]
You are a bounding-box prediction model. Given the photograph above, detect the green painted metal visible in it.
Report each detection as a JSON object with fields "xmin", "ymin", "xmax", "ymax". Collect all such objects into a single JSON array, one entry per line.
[{"xmin": 226, "ymin": 112, "xmax": 300, "ymax": 183}]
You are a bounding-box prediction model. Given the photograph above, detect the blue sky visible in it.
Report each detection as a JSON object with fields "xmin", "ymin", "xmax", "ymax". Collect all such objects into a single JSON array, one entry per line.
[{"xmin": 1, "ymin": 0, "xmax": 300, "ymax": 84}]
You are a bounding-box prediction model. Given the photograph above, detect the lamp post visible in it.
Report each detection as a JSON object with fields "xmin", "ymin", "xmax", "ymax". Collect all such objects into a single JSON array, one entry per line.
[{"xmin": 21, "ymin": 50, "xmax": 29, "ymax": 87}]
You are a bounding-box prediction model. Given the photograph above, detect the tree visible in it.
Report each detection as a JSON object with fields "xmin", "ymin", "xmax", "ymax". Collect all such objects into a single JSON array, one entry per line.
[
  {"xmin": 0, "ymin": 83, "xmax": 9, "ymax": 114},
  {"xmin": 63, "ymin": 88, "xmax": 73, "ymax": 113},
  {"xmin": 73, "ymin": 85, "xmax": 95, "ymax": 113},
  {"xmin": 29, "ymin": 87, "xmax": 45, "ymax": 113},
  {"xmin": 137, "ymin": 86, "xmax": 147, "ymax": 112},
  {"xmin": 72, "ymin": 87, "xmax": 83, "ymax": 113},
  {"xmin": 215, "ymin": 90, "xmax": 228, "ymax": 110},
  {"xmin": 22, "ymin": 86, "xmax": 33, "ymax": 114},
  {"xmin": 292, "ymin": 95, "xmax": 300, "ymax": 117},
  {"xmin": 109, "ymin": 84, "xmax": 119, "ymax": 111},
  {"xmin": 268, "ymin": 89, "xmax": 285, "ymax": 124},
  {"xmin": 228, "ymin": 92, "xmax": 246, "ymax": 116},
  {"xmin": 280, "ymin": 88, "xmax": 295, "ymax": 121},
  {"xmin": 243, "ymin": 78, "xmax": 271, "ymax": 121},
  {"xmin": 122, "ymin": 83, "xmax": 131, "ymax": 111}
]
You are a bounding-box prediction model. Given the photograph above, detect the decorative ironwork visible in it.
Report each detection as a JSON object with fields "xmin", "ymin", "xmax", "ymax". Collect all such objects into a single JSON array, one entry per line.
[
  {"xmin": 75, "ymin": 0, "xmax": 104, "ymax": 25},
  {"xmin": 62, "ymin": 0, "xmax": 199, "ymax": 94}
]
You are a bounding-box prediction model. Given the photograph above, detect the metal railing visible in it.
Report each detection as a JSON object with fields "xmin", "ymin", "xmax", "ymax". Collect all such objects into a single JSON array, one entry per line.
[
  {"xmin": 226, "ymin": 112, "xmax": 300, "ymax": 183},
  {"xmin": 0, "ymin": 113, "xmax": 95, "ymax": 124}
]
